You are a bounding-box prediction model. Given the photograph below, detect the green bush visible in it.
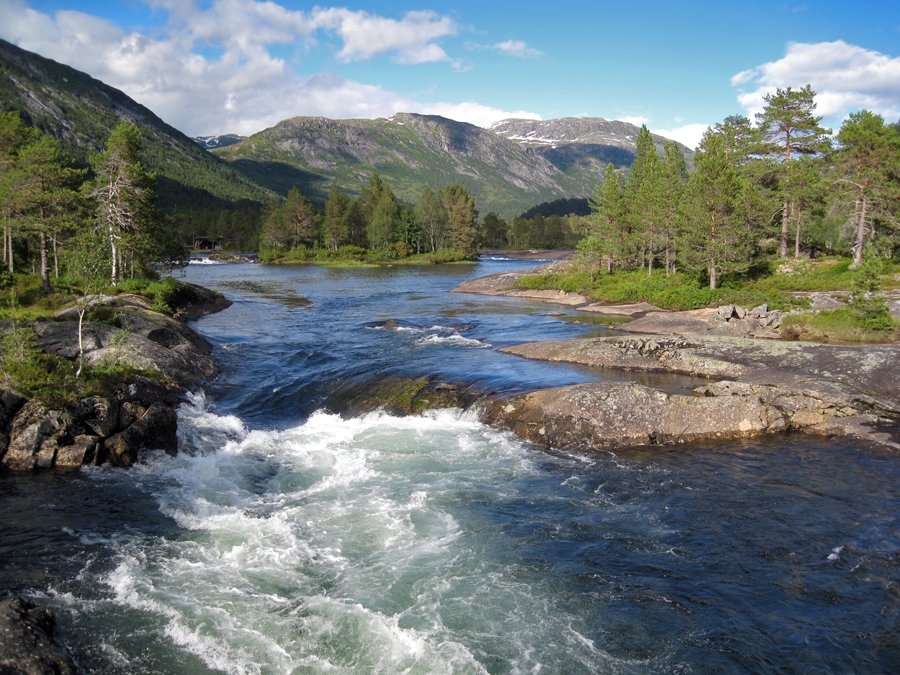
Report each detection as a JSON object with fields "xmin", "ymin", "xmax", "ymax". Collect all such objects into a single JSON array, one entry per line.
[{"xmin": 427, "ymin": 248, "xmax": 468, "ymax": 264}]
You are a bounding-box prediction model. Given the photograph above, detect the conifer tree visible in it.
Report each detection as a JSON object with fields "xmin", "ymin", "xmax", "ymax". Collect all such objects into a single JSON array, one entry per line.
[
  {"xmin": 14, "ymin": 135, "xmax": 85, "ymax": 292},
  {"xmin": 755, "ymin": 86, "xmax": 831, "ymax": 258},
  {"xmin": 585, "ymin": 163, "xmax": 625, "ymax": 273},
  {"xmin": 89, "ymin": 122, "xmax": 157, "ymax": 285},
  {"xmin": 682, "ymin": 130, "xmax": 747, "ymax": 290},
  {"xmin": 323, "ymin": 181, "xmax": 349, "ymax": 251},
  {"xmin": 833, "ymin": 110, "xmax": 900, "ymax": 267},
  {"xmin": 625, "ymin": 126, "xmax": 664, "ymax": 273},
  {"xmin": 442, "ymin": 183, "xmax": 479, "ymax": 255}
]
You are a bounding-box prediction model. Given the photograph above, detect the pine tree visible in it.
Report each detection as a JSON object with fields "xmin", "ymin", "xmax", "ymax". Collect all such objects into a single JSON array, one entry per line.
[
  {"xmin": 89, "ymin": 123, "xmax": 157, "ymax": 285},
  {"xmin": 585, "ymin": 163, "xmax": 625, "ymax": 273},
  {"xmin": 833, "ymin": 110, "xmax": 900, "ymax": 267},
  {"xmin": 625, "ymin": 126, "xmax": 664, "ymax": 274},
  {"xmin": 13, "ymin": 135, "xmax": 85, "ymax": 292},
  {"xmin": 755, "ymin": 85, "xmax": 831, "ymax": 258},
  {"xmin": 661, "ymin": 141, "xmax": 688, "ymax": 275},
  {"xmin": 442, "ymin": 184, "xmax": 479, "ymax": 255},
  {"xmin": 323, "ymin": 181, "xmax": 349, "ymax": 251},
  {"xmin": 682, "ymin": 130, "xmax": 747, "ymax": 290}
]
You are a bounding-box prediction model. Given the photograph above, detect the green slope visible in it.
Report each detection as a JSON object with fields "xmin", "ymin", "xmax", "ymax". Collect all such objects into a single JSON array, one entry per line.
[
  {"xmin": 0, "ymin": 39, "xmax": 275, "ymax": 210},
  {"xmin": 216, "ymin": 113, "xmax": 583, "ymax": 217}
]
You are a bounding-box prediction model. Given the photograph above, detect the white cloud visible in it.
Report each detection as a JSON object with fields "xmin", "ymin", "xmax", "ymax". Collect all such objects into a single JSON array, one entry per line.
[
  {"xmin": 651, "ymin": 123, "xmax": 710, "ymax": 151},
  {"xmin": 311, "ymin": 8, "xmax": 456, "ymax": 64},
  {"xmin": 0, "ymin": 0, "xmax": 528, "ymax": 135},
  {"xmin": 420, "ymin": 102, "xmax": 541, "ymax": 128},
  {"xmin": 492, "ymin": 40, "xmax": 543, "ymax": 59},
  {"xmin": 732, "ymin": 40, "xmax": 900, "ymax": 122},
  {"xmin": 619, "ymin": 115, "xmax": 650, "ymax": 127}
]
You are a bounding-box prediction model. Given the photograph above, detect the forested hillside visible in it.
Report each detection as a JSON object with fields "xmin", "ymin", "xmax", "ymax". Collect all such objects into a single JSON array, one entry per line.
[{"xmin": 0, "ymin": 39, "xmax": 274, "ymax": 210}]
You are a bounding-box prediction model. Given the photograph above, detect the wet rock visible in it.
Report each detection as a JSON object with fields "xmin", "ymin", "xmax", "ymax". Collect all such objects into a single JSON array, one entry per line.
[
  {"xmin": 0, "ymin": 597, "xmax": 77, "ymax": 675},
  {"xmin": 70, "ymin": 396, "xmax": 118, "ymax": 437},
  {"xmin": 382, "ymin": 320, "xmax": 401, "ymax": 328},
  {"xmin": 480, "ymin": 381, "xmax": 786, "ymax": 450},
  {"xmin": 54, "ymin": 435, "xmax": 100, "ymax": 468},
  {"xmin": 4, "ymin": 401, "xmax": 58, "ymax": 471},
  {"xmin": 104, "ymin": 402, "xmax": 177, "ymax": 467},
  {"xmin": 0, "ymin": 388, "xmax": 27, "ymax": 459}
]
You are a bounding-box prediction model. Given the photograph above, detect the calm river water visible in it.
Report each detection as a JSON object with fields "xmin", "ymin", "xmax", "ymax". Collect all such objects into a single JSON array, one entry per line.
[{"xmin": 1, "ymin": 257, "xmax": 898, "ymax": 674}]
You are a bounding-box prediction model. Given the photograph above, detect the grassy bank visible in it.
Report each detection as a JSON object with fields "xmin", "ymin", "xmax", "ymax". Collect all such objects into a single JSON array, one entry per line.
[
  {"xmin": 516, "ymin": 257, "xmax": 899, "ymax": 342},
  {"xmin": 260, "ymin": 246, "xmax": 475, "ymax": 266},
  {"xmin": 0, "ymin": 274, "xmax": 199, "ymax": 405}
]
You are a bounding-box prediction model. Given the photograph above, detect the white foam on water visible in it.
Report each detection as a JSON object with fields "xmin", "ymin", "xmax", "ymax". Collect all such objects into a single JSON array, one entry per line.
[
  {"xmin": 73, "ymin": 396, "xmax": 646, "ymax": 673},
  {"xmin": 415, "ymin": 334, "xmax": 490, "ymax": 349}
]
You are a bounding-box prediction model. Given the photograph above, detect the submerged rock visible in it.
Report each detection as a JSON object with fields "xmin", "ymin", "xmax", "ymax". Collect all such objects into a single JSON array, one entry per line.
[{"xmin": 0, "ymin": 598, "xmax": 77, "ymax": 675}]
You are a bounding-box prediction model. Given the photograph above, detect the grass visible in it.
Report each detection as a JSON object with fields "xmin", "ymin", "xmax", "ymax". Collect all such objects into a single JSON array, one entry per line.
[
  {"xmin": 516, "ymin": 268, "xmax": 802, "ymax": 311},
  {"xmin": 0, "ymin": 273, "xmax": 186, "ymax": 406},
  {"xmin": 781, "ymin": 308, "xmax": 899, "ymax": 343},
  {"xmin": 260, "ymin": 246, "xmax": 474, "ymax": 266}
]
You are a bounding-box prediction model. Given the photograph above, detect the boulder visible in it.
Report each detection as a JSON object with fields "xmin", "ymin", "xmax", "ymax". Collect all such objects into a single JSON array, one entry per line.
[
  {"xmin": 70, "ymin": 396, "xmax": 119, "ymax": 437},
  {"xmin": 734, "ymin": 305, "xmax": 747, "ymax": 319},
  {"xmin": 0, "ymin": 388, "xmax": 27, "ymax": 459},
  {"xmin": 0, "ymin": 598, "xmax": 77, "ymax": 675},
  {"xmin": 749, "ymin": 303, "xmax": 768, "ymax": 317},
  {"xmin": 103, "ymin": 402, "xmax": 177, "ymax": 467},
  {"xmin": 716, "ymin": 305, "xmax": 736, "ymax": 322},
  {"xmin": 480, "ymin": 381, "xmax": 786, "ymax": 451},
  {"xmin": 55, "ymin": 435, "xmax": 100, "ymax": 468}
]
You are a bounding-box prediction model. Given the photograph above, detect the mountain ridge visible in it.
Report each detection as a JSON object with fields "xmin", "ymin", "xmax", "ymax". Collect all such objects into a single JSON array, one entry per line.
[
  {"xmin": 0, "ymin": 39, "xmax": 275, "ymax": 210},
  {"xmin": 213, "ymin": 113, "xmax": 694, "ymax": 217}
]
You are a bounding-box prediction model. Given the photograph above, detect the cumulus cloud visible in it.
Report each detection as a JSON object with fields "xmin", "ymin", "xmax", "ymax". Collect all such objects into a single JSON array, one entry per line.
[
  {"xmin": 732, "ymin": 41, "xmax": 900, "ymax": 122},
  {"xmin": 619, "ymin": 115, "xmax": 650, "ymax": 127},
  {"xmin": 312, "ymin": 8, "xmax": 456, "ymax": 64},
  {"xmin": 0, "ymin": 0, "xmax": 532, "ymax": 135},
  {"xmin": 421, "ymin": 102, "xmax": 541, "ymax": 128},
  {"xmin": 651, "ymin": 123, "xmax": 710, "ymax": 151},
  {"xmin": 492, "ymin": 40, "xmax": 543, "ymax": 59}
]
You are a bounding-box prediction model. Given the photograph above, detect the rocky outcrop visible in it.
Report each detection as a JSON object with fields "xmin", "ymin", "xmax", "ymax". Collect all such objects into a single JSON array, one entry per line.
[
  {"xmin": 488, "ymin": 335, "xmax": 900, "ymax": 451},
  {"xmin": 1, "ymin": 376, "xmax": 181, "ymax": 471},
  {"xmin": 0, "ymin": 283, "xmax": 228, "ymax": 471},
  {"xmin": 480, "ymin": 379, "xmax": 900, "ymax": 452},
  {"xmin": 0, "ymin": 598, "xmax": 77, "ymax": 675}
]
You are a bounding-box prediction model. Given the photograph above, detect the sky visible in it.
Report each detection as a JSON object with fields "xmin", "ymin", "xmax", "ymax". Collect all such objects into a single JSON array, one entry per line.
[{"xmin": 1, "ymin": 0, "xmax": 899, "ymax": 149}]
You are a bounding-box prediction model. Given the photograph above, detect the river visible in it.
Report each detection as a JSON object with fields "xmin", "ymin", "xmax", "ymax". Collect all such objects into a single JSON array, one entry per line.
[{"xmin": 1, "ymin": 257, "xmax": 898, "ymax": 674}]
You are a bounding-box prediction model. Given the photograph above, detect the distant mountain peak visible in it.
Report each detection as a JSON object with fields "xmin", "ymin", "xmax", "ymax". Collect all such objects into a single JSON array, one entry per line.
[{"xmin": 193, "ymin": 134, "xmax": 246, "ymax": 149}]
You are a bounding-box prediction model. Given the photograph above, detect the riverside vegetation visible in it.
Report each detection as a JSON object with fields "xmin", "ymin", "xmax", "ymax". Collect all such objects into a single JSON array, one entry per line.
[{"xmin": 514, "ymin": 86, "xmax": 900, "ymax": 342}]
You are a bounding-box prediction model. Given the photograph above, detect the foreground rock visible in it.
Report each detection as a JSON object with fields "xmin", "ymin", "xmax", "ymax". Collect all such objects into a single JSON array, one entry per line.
[
  {"xmin": 487, "ymin": 335, "xmax": 900, "ymax": 451},
  {"xmin": 0, "ymin": 283, "xmax": 228, "ymax": 471},
  {"xmin": 480, "ymin": 380, "xmax": 899, "ymax": 452},
  {"xmin": 0, "ymin": 598, "xmax": 77, "ymax": 675}
]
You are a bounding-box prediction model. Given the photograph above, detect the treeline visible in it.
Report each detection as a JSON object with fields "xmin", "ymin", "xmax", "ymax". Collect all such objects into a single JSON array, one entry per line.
[
  {"xmin": 0, "ymin": 111, "xmax": 184, "ymax": 291},
  {"xmin": 480, "ymin": 212, "xmax": 585, "ymax": 249},
  {"xmin": 256, "ymin": 173, "xmax": 481, "ymax": 260},
  {"xmin": 581, "ymin": 86, "xmax": 900, "ymax": 288}
]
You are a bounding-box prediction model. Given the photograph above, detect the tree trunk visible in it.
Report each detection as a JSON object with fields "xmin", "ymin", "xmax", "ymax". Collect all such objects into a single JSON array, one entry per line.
[
  {"xmin": 52, "ymin": 235, "xmax": 59, "ymax": 278},
  {"xmin": 794, "ymin": 205, "xmax": 802, "ymax": 258},
  {"xmin": 780, "ymin": 198, "xmax": 790, "ymax": 258},
  {"xmin": 7, "ymin": 228, "xmax": 13, "ymax": 274},
  {"xmin": 39, "ymin": 230, "xmax": 50, "ymax": 293},
  {"xmin": 709, "ymin": 263, "xmax": 717, "ymax": 290},
  {"xmin": 851, "ymin": 193, "xmax": 869, "ymax": 268}
]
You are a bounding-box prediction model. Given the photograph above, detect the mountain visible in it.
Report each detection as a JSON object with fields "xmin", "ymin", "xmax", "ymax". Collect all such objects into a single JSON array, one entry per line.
[
  {"xmin": 193, "ymin": 134, "xmax": 246, "ymax": 149},
  {"xmin": 213, "ymin": 113, "xmax": 694, "ymax": 217},
  {"xmin": 491, "ymin": 117, "xmax": 695, "ymax": 196},
  {"xmin": 0, "ymin": 39, "xmax": 274, "ymax": 210},
  {"xmin": 213, "ymin": 113, "xmax": 581, "ymax": 217}
]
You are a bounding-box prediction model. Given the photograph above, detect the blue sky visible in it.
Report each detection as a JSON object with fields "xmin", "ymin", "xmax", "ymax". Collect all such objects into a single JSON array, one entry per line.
[{"xmin": 1, "ymin": 0, "xmax": 899, "ymax": 148}]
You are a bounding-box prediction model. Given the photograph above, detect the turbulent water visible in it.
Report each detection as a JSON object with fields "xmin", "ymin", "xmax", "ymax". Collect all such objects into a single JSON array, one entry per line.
[{"xmin": 1, "ymin": 258, "xmax": 899, "ymax": 674}]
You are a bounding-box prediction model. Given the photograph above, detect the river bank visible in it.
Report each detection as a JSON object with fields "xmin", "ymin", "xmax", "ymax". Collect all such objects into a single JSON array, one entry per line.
[
  {"xmin": 455, "ymin": 266, "xmax": 900, "ymax": 453},
  {"xmin": 0, "ymin": 283, "xmax": 230, "ymax": 471}
]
